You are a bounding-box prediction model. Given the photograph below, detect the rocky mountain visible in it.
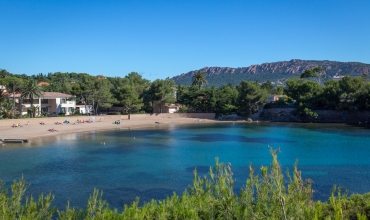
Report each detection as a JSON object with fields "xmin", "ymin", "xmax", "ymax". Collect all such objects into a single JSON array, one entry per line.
[{"xmin": 172, "ymin": 59, "xmax": 370, "ymax": 87}]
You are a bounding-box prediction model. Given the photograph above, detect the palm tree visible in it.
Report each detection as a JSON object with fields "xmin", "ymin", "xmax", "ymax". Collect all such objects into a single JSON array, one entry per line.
[
  {"xmin": 192, "ymin": 71, "xmax": 208, "ymax": 90},
  {"xmin": 28, "ymin": 105, "xmax": 40, "ymax": 118},
  {"xmin": 0, "ymin": 102, "xmax": 19, "ymax": 118},
  {"xmin": 21, "ymin": 80, "xmax": 44, "ymax": 118}
]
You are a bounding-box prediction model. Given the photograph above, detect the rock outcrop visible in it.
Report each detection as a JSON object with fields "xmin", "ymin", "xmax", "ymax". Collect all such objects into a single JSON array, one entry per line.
[{"xmin": 173, "ymin": 59, "xmax": 370, "ymax": 87}]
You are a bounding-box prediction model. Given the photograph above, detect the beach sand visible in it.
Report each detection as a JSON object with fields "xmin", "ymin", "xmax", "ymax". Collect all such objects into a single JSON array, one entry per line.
[{"xmin": 0, "ymin": 115, "xmax": 228, "ymax": 141}]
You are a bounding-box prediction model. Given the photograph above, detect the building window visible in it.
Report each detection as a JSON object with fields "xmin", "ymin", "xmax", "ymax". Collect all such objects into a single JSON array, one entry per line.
[
  {"xmin": 41, "ymin": 99, "xmax": 48, "ymax": 104},
  {"xmin": 68, "ymin": 107, "xmax": 73, "ymax": 113},
  {"xmin": 61, "ymin": 107, "xmax": 66, "ymax": 113},
  {"xmin": 60, "ymin": 99, "xmax": 66, "ymax": 104}
]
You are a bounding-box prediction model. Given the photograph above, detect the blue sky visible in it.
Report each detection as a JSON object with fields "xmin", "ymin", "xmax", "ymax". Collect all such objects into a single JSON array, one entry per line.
[{"xmin": 1, "ymin": 0, "xmax": 369, "ymax": 81}]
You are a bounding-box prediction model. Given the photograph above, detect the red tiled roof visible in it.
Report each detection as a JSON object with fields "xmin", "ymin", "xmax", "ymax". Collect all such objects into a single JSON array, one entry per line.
[
  {"xmin": 43, "ymin": 92, "xmax": 72, "ymax": 98},
  {"xmin": 3, "ymin": 92, "xmax": 21, "ymax": 97},
  {"xmin": 38, "ymin": 82, "xmax": 50, "ymax": 86}
]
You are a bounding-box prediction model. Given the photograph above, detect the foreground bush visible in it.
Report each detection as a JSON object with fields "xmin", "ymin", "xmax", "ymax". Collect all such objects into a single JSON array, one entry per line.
[{"xmin": 1, "ymin": 149, "xmax": 370, "ymax": 219}]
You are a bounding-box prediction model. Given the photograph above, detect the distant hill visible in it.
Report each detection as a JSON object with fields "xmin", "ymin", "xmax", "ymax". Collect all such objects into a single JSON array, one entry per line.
[{"xmin": 172, "ymin": 59, "xmax": 370, "ymax": 87}]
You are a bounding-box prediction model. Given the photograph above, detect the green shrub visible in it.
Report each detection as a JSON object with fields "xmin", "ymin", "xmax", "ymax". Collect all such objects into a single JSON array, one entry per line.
[
  {"xmin": 293, "ymin": 106, "xmax": 318, "ymax": 122},
  {"xmin": 0, "ymin": 176, "xmax": 55, "ymax": 219},
  {"xmin": 41, "ymin": 111, "xmax": 49, "ymax": 117},
  {"xmin": 21, "ymin": 113, "xmax": 30, "ymax": 118}
]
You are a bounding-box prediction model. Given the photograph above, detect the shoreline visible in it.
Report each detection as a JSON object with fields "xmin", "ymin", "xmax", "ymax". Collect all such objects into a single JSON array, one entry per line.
[
  {"xmin": 0, "ymin": 115, "xmax": 239, "ymax": 142},
  {"xmin": 1, "ymin": 115, "xmax": 359, "ymax": 143}
]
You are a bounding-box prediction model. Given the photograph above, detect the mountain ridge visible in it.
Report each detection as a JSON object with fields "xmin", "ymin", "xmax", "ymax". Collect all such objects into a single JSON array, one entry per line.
[{"xmin": 172, "ymin": 59, "xmax": 370, "ymax": 87}]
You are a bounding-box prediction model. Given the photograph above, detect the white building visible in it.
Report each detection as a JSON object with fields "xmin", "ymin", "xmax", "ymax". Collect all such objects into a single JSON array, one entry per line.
[
  {"xmin": 76, "ymin": 104, "xmax": 92, "ymax": 115},
  {"xmin": 153, "ymin": 103, "xmax": 181, "ymax": 113},
  {"xmin": 10, "ymin": 92, "xmax": 76, "ymax": 116},
  {"xmin": 333, "ymin": 75, "xmax": 345, "ymax": 80}
]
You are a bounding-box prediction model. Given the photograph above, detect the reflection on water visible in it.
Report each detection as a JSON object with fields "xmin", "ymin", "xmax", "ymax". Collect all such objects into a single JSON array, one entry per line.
[{"xmin": 0, "ymin": 123, "xmax": 370, "ymax": 209}]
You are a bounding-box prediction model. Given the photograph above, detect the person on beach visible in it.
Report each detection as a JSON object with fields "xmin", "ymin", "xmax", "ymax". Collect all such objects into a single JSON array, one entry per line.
[{"xmin": 12, "ymin": 123, "xmax": 21, "ymax": 127}]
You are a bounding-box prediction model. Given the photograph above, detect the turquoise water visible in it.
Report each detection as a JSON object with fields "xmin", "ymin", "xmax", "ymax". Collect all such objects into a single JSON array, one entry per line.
[{"xmin": 0, "ymin": 123, "xmax": 369, "ymax": 209}]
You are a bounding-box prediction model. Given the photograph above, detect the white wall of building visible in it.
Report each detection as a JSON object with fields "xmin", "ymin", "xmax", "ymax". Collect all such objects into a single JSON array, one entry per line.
[{"xmin": 57, "ymin": 98, "xmax": 76, "ymax": 115}]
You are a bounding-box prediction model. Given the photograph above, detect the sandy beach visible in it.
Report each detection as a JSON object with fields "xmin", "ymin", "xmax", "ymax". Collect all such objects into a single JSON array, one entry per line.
[{"xmin": 0, "ymin": 114, "xmax": 228, "ymax": 141}]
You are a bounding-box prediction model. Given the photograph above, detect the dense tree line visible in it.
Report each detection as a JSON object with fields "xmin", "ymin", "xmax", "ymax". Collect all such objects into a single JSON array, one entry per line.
[
  {"xmin": 282, "ymin": 73, "xmax": 370, "ymax": 121},
  {"xmin": 0, "ymin": 67, "xmax": 369, "ymax": 120},
  {"xmin": 1, "ymin": 150, "xmax": 370, "ymax": 219},
  {"xmin": 0, "ymin": 69, "xmax": 177, "ymax": 118},
  {"xmin": 0, "ymin": 69, "xmax": 273, "ymax": 118}
]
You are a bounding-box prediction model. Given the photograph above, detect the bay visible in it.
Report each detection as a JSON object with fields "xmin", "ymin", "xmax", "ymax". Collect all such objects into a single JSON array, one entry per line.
[{"xmin": 0, "ymin": 122, "xmax": 369, "ymax": 209}]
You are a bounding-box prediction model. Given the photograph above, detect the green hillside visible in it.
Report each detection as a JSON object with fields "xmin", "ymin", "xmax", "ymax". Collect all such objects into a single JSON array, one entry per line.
[{"xmin": 172, "ymin": 59, "xmax": 370, "ymax": 87}]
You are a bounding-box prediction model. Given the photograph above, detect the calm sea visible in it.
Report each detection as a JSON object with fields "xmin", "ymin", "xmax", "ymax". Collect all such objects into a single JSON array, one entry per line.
[{"xmin": 0, "ymin": 123, "xmax": 369, "ymax": 210}]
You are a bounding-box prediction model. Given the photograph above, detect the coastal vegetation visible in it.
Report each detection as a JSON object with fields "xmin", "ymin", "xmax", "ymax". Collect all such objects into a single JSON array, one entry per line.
[
  {"xmin": 283, "ymin": 75, "xmax": 370, "ymax": 121},
  {"xmin": 0, "ymin": 67, "xmax": 369, "ymax": 121},
  {"xmin": 1, "ymin": 150, "xmax": 370, "ymax": 219}
]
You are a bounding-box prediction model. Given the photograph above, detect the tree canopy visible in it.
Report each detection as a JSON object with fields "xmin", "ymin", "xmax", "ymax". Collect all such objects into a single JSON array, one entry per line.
[
  {"xmin": 236, "ymin": 81, "xmax": 269, "ymax": 115},
  {"xmin": 300, "ymin": 66, "xmax": 325, "ymax": 84},
  {"xmin": 192, "ymin": 71, "xmax": 208, "ymax": 90},
  {"xmin": 0, "ymin": 67, "xmax": 369, "ymax": 119},
  {"xmin": 0, "ymin": 77, "xmax": 24, "ymax": 109},
  {"xmin": 147, "ymin": 78, "xmax": 176, "ymax": 113}
]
